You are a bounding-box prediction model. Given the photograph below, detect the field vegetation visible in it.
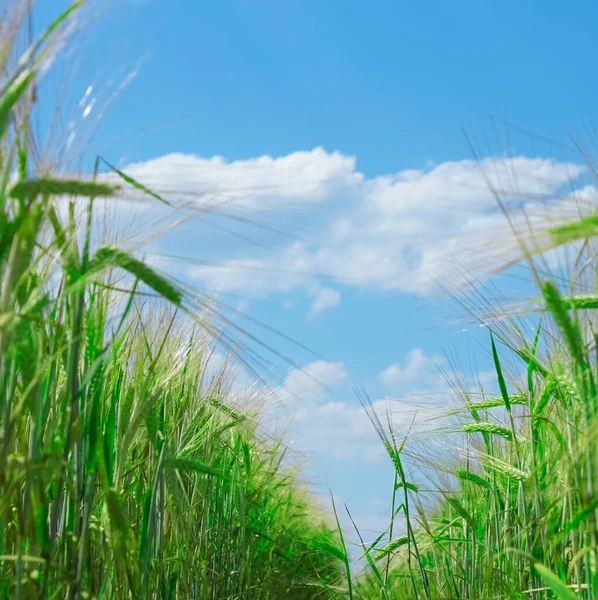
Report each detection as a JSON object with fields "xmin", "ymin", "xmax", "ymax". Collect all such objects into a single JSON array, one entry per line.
[{"xmin": 1, "ymin": 2, "xmax": 597, "ymax": 599}]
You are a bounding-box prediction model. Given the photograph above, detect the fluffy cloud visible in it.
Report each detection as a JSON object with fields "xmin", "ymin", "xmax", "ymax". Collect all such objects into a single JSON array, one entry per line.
[
  {"xmin": 274, "ymin": 360, "xmax": 348, "ymax": 414},
  {"xmin": 287, "ymin": 397, "xmax": 424, "ymax": 461},
  {"xmin": 379, "ymin": 348, "xmax": 445, "ymax": 387},
  {"xmin": 177, "ymin": 151, "xmax": 586, "ymax": 298},
  {"xmin": 265, "ymin": 352, "xmax": 456, "ymax": 464},
  {"xmin": 309, "ymin": 287, "xmax": 341, "ymax": 316},
  {"xmin": 111, "ymin": 148, "xmax": 360, "ymax": 210},
  {"xmin": 110, "ymin": 148, "xmax": 591, "ymax": 315}
]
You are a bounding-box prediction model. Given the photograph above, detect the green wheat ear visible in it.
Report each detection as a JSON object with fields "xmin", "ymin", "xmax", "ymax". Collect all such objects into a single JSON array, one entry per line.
[
  {"xmin": 469, "ymin": 395, "xmax": 526, "ymax": 409},
  {"xmin": 373, "ymin": 535, "xmax": 410, "ymax": 561},
  {"xmin": 462, "ymin": 422, "xmax": 514, "ymax": 440},
  {"xmin": 163, "ymin": 456, "xmax": 225, "ymax": 479},
  {"xmin": 447, "ymin": 496, "xmax": 474, "ymax": 527},
  {"xmin": 455, "ymin": 468, "xmax": 491, "ymax": 489},
  {"xmin": 482, "ymin": 455, "xmax": 529, "ymax": 481},
  {"xmin": 558, "ymin": 295, "xmax": 598, "ymax": 310},
  {"xmin": 549, "ymin": 215, "xmax": 598, "ymax": 246},
  {"xmin": 0, "ymin": 70, "xmax": 34, "ymax": 139},
  {"xmin": 9, "ymin": 178, "xmax": 118, "ymax": 200}
]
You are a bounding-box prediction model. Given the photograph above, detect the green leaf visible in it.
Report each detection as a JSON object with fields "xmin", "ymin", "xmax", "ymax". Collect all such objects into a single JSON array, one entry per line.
[
  {"xmin": 103, "ymin": 391, "xmax": 117, "ymax": 486},
  {"xmin": 329, "ymin": 492, "xmax": 353, "ymax": 600},
  {"xmin": 88, "ymin": 246, "xmax": 181, "ymax": 305},
  {"xmin": 100, "ymin": 156, "xmax": 171, "ymax": 206},
  {"xmin": 35, "ymin": 503, "xmax": 49, "ymax": 554},
  {"xmin": 491, "ymin": 332, "xmax": 511, "ymax": 412},
  {"xmin": 515, "ymin": 347, "xmax": 549, "ymax": 379},
  {"xmin": 0, "ymin": 70, "xmax": 33, "ymax": 139},
  {"xmin": 534, "ymin": 563, "xmax": 577, "ymax": 600},
  {"xmin": 105, "ymin": 488, "xmax": 138, "ymax": 594},
  {"xmin": 138, "ymin": 487, "xmax": 152, "ymax": 565},
  {"xmin": 534, "ymin": 417, "xmax": 567, "ymax": 453},
  {"xmin": 541, "ymin": 280, "xmax": 585, "ymax": 366},
  {"xmin": 105, "ymin": 489, "xmax": 132, "ymax": 539},
  {"xmin": 564, "ymin": 497, "xmax": 598, "ymax": 533}
]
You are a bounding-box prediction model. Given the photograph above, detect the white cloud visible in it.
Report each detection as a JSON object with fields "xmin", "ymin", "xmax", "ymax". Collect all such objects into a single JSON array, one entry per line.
[
  {"xmin": 289, "ymin": 397, "xmax": 419, "ymax": 460},
  {"xmin": 379, "ymin": 348, "xmax": 445, "ymax": 387},
  {"xmin": 275, "ymin": 360, "xmax": 348, "ymax": 412},
  {"xmin": 263, "ymin": 353, "xmax": 456, "ymax": 464},
  {"xmin": 164, "ymin": 150, "xmax": 586, "ymax": 301},
  {"xmin": 111, "ymin": 147, "xmax": 360, "ymax": 210},
  {"xmin": 309, "ymin": 287, "xmax": 341, "ymax": 316},
  {"xmin": 108, "ymin": 148, "xmax": 591, "ymax": 316}
]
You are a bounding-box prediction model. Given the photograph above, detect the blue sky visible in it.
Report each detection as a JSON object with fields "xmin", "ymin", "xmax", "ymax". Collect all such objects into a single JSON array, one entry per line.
[{"xmin": 38, "ymin": 0, "xmax": 598, "ymax": 546}]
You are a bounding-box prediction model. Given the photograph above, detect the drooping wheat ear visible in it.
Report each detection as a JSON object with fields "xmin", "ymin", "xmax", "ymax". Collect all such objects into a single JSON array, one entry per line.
[
  {"xmin": 162, "ymin": 456, "xmax": 225, "ymax": 478},
  {"xmin": 207, "ymin": 396, "xmax": 248, "ymax": 425},
  {"xmin": 469, "ymin": 395, "xmax": 527, "ymax": 410},
  {"xmin": 533, "ymin": 375, "xmax": 558, "ymax": 417},
  {"xmin": 447, "ymin": 496, "xmax": 475, "ymax": 527},
  {"xmin": 9, "ymin": 178, "xmax": 117, "ymax": 200},
  {"xmin": 395, "ymin": 481, "xmax": 419, "ymax": 493},
  {"xmin": 462, "ymin": 422, "xmax": 514, "ymax": 440},
  {"xmin": 549, "ymin": 215, "xmax": 598, "ymax": 246},
  {"xmin": 553, "ymin": 373, "xmax": 582, "ymax": 405},
  {"xmin": 559, "ymin": 295, "xmax": 598, "ymax": 310},
  {"xmin": 482, "ymin": 454, "xmax": 529, "ymax": 481},
  {"xmin": 455, "ymin": 468, "xmax": 491, "ymax": 490},
  {"xmin": 374, "ymin": 535, "xmax": 410, "ymax": 561}
]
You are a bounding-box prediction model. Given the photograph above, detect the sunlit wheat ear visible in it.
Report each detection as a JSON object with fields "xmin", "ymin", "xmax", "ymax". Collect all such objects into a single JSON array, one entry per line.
[
  {"xmin": 462, "ymin": 422, "xmax": 515, "ymax": 441},
  {"xmin": 8, "ymin": 177, "xmax": 116, "ymax": 200},
  {"xmin": 455, "ymin": 468, "xmax": 491, "ymax": 490}
]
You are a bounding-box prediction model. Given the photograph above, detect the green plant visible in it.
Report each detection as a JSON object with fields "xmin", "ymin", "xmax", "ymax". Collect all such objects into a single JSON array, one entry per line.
[
  {"xmin": 0, "ymin": 3, "xmax": 341, "ymax": 598},
  {"xmin": 349, "ymin": 196, "xmax": 598, "ymax": 600}
]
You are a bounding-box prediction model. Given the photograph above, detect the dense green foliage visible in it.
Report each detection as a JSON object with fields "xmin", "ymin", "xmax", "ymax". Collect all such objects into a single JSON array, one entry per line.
[
  {"xmin": 0, "ymin": 4, "xmax": 340, "ymax": 598},
  {"xmin": 353, "ymin": 307, "xmax": 598, "ymax": 599}
]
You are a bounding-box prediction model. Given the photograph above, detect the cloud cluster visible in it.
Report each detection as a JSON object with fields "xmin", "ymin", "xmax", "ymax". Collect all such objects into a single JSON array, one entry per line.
[
  {"xmin": 121, "ymin": 148, "xmax": 589, "ymax": 315},
  {"xmin": 379, "ymin": 348, "xmax": 445, "ymax": 388},
  {"xmin": 116, "ymin": 148, "xmax": 360, "ymax": 210},
  {"xmin": 264, "ymin": 348, "xmax": 453, "ymax": 465}
]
